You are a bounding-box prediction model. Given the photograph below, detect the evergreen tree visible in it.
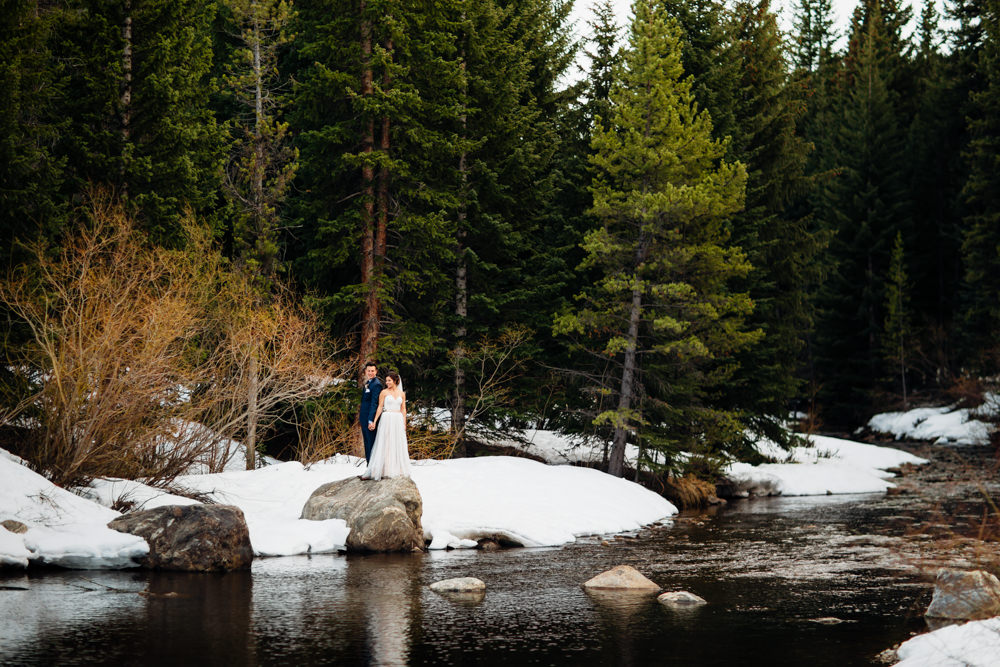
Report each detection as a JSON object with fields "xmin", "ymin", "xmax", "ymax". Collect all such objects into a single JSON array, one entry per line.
[
  {"xmin": 221, "ymin": 0, "xmax": 298, "ymax": 283},
  {"xmin": 903, "ymin": 0, "xmax": 964, "ymax": 382},
  {"xmin": 0, "ymin": 0, "xmax": 67, "ymax": 260},
  {"xmin": 959, "ymin": 0, "xmax": 1000, "ymax": 368},
  {"xmin": 814, "ymin": 1, "xmax": 910, "ymax": 425},
  {"xmin": 555, "ymin": 0, "xmax": 751, "ymax": 477},
  {"xmin": 721, "ymin": 0, "xmax": 823, "ymax": 447},
  {"xmin": 54, "ymin": 0, "xmax": 225, "ymax": 244},
  {"xmin": 883, "ymin": 231, "xmax": 912, "ymax": 405},
  {"xmin": 658, "ymin": 0, "xmax": 740, "ymax": 148}
]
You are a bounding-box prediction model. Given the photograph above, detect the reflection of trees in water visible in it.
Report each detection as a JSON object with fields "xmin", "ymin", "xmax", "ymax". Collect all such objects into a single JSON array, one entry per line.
[
  {"xmin": 143, "ymin": 570, "xmax": 256, "ymax": 664},
  {"xmin": 345, "ymin": 553, "xmax": 424, "ymax": 667}
]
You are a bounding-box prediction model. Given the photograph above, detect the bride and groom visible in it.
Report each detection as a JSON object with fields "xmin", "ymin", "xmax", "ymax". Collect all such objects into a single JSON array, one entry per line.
[{"xmin": 358, "ymin": 362, "xmax": 411, "ymax": 480}]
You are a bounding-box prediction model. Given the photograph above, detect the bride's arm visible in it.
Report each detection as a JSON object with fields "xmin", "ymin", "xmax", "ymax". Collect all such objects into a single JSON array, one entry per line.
[
  {"xmin": 372, "ymin": 390, "xmax": 387, "ymax": 426},
  {"xmin": 401, "ymin": 392, "xmax": 407, "ymax": 426}
]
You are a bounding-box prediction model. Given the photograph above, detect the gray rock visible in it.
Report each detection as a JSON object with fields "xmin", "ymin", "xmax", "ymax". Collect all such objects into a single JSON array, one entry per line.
[
  {"xmin": 108, "ymin": 504, "xmax": 253, "ymax": 571},
  {"xmin": 430, "ymin": 577, "xmax": 486, "ymax": 593},
  {"xmin": 301, "ymin": 476, "xmax": 423, "ymax": 553},
  {"xmin": 1, "ymin": 520, "xmax": 27, "ymax": 534},
  {"xmin": 657, "ymin": 591, "xmax": 707, "ymax": 606},
  {"xmin": 582, "ymin": 565, "xmax": 660, "ymax": 591},
  {"xmin": 925, "ymin": 568, "xmax": 1000, "ymax": 621}
]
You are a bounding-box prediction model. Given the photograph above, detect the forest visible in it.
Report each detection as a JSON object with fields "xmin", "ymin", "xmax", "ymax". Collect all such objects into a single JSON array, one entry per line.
[{"xmin": 1, "ymin": 0, "xmax": 998, "ymax": 485}]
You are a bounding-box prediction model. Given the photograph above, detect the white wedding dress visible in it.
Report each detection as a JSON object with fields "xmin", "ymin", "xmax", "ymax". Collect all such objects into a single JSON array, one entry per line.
[{"xmin": 362, "ymin": 393, "xmax": 411, "ymax": 480}]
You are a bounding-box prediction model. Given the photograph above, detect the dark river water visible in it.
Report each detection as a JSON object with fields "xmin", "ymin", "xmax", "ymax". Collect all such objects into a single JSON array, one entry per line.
[{"xmin": 0, "ymin": 489, "xmax": 941, "ymax": 667}]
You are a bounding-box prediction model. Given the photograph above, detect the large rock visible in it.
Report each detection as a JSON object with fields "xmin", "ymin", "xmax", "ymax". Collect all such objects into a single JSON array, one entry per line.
[
  {"xmin": 582, "ymin": 565, "xmax": 660, "ymax": 591},
  {"xmin": 108, "ymin": 504, "xmax": 253, "ymax": 571},
  {"xmin": 301, "ymin": 476, "xmax": 423, "ymax": 553},
  {"xmin": 925, "ymin": 568, "xmax": 1000, "ymax": 621}
]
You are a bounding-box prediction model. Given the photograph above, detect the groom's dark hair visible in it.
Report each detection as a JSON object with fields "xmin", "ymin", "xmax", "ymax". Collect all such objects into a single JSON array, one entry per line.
[{"xmin": 364, "ymin": 361, "xmax": 377, "ymax": 370}]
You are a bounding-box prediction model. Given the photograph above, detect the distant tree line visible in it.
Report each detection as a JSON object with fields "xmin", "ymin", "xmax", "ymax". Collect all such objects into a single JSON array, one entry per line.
[{"xmin": 2, "ymin": 0, "xmax": 998, "ymax": 478}]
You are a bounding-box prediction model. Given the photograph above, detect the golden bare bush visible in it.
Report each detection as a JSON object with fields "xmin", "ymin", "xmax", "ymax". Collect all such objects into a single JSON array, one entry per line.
[{"xmin": 0, "ymin": 193, "xmax": 346, "ymax": 485}]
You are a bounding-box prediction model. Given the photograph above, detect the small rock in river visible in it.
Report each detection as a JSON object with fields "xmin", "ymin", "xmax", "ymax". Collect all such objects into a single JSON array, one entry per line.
[
  {"xmin": 600, "ymin": 540, "xmax": 611, "ymax": 547},
  {"xmin": 657, "ymin": 591, "xmax": 707, "ymax": 606},
  {"xmin": 430, "ymin": 577, "xmax": 486, "ymax": 594},
  {"xmin": 583, "ymin": 565, "xmax": 659, "ymax": 591}
]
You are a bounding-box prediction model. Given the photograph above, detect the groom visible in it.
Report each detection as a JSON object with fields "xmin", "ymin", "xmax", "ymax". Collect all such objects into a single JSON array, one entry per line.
[{"xmin": 359, "ymin": 361, "xmax": 382, "ymax": 462}]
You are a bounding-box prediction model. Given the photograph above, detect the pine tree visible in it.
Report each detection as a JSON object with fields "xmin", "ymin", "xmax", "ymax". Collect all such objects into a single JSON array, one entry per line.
[
  {"xmin": 555, "ymin": 0, "xmax": 751, "ymax": 478},
  {"xmin": 0, "ymin": 0, "xmax": 67, "ymax": 260},
  {"xmin": 721, "ymin": 0, "xmax": 823, "ymax": 447},
  {"xmin": 813, "ymin": 0, "xmax": 911, "ymax": 425},
  {"xmin": 883, "ymin": 231, "xmax": 912, "ymax": 406},
  {"xmin": 54, "ymin": 0, "xmax": 224, "ymax": 244},
  {"xmin": 959, "ymin": 0, "xmax": 1000, "ymax": 369},
  {"xmin": 221, "ymin": 0, "xmax": 298, "ymax": 284}
]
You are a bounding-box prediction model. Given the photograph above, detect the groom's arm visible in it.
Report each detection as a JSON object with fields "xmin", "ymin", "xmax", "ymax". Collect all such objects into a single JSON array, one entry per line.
[{"xmin": 367, "ymin": 380, "xmax": 382, "ymax": 424}]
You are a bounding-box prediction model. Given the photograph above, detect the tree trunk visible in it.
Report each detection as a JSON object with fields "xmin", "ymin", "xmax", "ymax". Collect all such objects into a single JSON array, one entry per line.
[
  {"xmin": 453, "ymin": 43, "xmax": 468, "ymax": 455},
  {"xmin": 359, "ymin": 2, "xmax": 377, "ymax": 365},
  {"xmin": 121, "ymin": 1, "xmax": 132, "ymax": 199},
  {"xmin": 247, "ymin": 355, "xmax": 258, "ymax": 470},
  {"xmin": 252, "ymin": 12, "xmax": 270, "ymax": 275},
  {"xmin": 609, "ymin": 235, "xmax": 649, "ymax": 478}
]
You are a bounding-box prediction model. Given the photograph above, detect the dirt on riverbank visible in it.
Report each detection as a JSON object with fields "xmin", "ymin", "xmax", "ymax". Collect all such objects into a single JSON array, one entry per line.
[{"xmin": 861, "ymin": 440, "xmax": 1000, "ymax": 578}]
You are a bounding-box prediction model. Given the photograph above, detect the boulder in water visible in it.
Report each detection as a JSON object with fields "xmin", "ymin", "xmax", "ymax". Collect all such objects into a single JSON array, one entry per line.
[
  {"xmin": 108, "ymin": 504, "xmax": 253, "ymax": 571},
  {"xmin": 301, "ymin": 476, "xmax": 424, "ymax": 553},
  {"xmin": 925, "ymin": 568, "xmax": 1000, "ymax": 621}
]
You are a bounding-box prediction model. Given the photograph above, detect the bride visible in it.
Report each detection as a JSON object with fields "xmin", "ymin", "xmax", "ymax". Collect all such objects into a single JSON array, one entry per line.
[{"xmin": 361, "ymin": 371, "xmax": 411, "ymax": 480}]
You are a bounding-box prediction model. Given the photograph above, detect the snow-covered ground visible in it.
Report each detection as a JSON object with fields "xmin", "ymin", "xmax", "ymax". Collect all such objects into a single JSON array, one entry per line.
[
  {"xmin": 505, "ymin": 428, "xmax": 927, "ymax": 497},
  {"xmin": 869, "ymin": 393, "xmax": 998, "ymax": 446},
  {"xmin": 0, "ymin": 446, "xmax": 676, "ymax": 569},
  {"xmin": 894, "ymin": 617, "xmax": 1000, "ymax": 666}
]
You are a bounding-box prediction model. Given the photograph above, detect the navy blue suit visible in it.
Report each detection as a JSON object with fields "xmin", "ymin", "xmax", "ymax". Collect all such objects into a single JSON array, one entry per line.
[{"xmin": 359, "ymin": 377, "xmax": 382, "ymax": 462}]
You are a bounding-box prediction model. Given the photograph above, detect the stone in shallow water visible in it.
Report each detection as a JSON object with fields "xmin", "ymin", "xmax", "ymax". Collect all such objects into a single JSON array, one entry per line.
[
  {"xmin": 108, "ymin": 504, "xmax": 253, "ymax": 571},
  {"xmin": 430, "ymin": 577, "xmax": 486, "ymax": 593},
  {"xmin": 582, "ymin": 565, "xmax": 660, "ymax": 591},
  {"xmin": 925, "ymin": 568, "xmax": 1000, "ymax": 621},
  {"xmin": 301, "ymin": 476, "xmax": 423, "ymax": 553},
  {"xmin": 657, "ymin": 591, "xmax": 707, "ymax": 606}
]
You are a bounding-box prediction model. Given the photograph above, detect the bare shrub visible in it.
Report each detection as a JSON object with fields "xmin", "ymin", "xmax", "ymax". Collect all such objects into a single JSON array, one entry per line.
[
  {"xmin": 0, "ymin": 193, "xmax": 227, "ymax": 486},
  {"xmin": 0, "ymin": 193, "xmax": 348, "ymax": 484},
  {"xmin": 195, "ymin": 269, "xmax": 348, "ymax": 469}
]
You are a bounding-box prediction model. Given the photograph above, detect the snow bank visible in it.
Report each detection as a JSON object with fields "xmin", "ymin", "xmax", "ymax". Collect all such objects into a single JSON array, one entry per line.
[
  {"xmin": 895, "ymin": 617, "xmax": 1000, "ymax": 666},
  {"xmin": 168, "ymin": 454, "xmax": 676, "ymax": 552},
  {"xmin": 722, "ymin": 434, "xmax": 928, "ymax": 497},
  {"xmin": 3, "ymin": 445, "xmax": 675, "ymax": 566},
  {"xmin": 505, "ymin": 429, "xmax": 641, "ymax": 467},
  {"xmin": 412, "ymin": 456, "xmax": 676, "ymax": 549},
  {"xmin": 869, "ymin": 403, "xmax": 996, "ymax": 446},
  {"xmin": 501, "ymin": 426, "xmax": 927, "ymax": 498},
  {"xmin": 0, "ymin": 452, "xmax": 148, "ymax": 569}
]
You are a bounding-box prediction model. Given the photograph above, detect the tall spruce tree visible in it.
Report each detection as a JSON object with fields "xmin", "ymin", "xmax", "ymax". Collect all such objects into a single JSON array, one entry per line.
[
  {"xmin": 959, "ymin": 0, "xmax": 1000, "ymax": 368},
  {"xmin": 0, "ymin": 0, "xmax": 67, "ymax": 260},
  {"xmin": 814, "ymin": 0, "xmax": 910, "ymax": 424},
  {"xmin": 555, "ymin": 0, "xmax": 751, "ymax": 478},
  {"xmin": 54, "ymin": 0, "xmax": 224, "ymax": 244},
  {"xmin": 721, "ymin": 0, "xmax": 822, "ymax": 447}
]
